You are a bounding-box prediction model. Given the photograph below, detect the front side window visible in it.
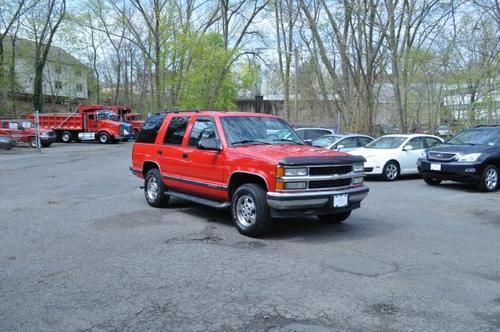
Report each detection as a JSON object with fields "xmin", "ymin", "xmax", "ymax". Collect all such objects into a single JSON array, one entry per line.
[
  {"xmin": 136, "ymin": 114, "xmax": 166, "ymax": 144},
  {"xmin": 163, "ymin": 116, "xmax": 189, "ymax": 145},
  {"xmin": 188, "ymin": 118, "xmax": 218, "ymax": 147},
  {"xmin": 407, "ymin": 137, "xmax": 424, "ymax": 149},
  {"xmin": 221, "ymin": 116, "xmax": 303, "ymax": 146}
]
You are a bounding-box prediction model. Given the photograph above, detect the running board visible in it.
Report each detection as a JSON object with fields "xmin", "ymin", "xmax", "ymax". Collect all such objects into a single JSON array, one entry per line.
[{"xmin": 167, "ymin": 190, "xmax": 230, "ymax": 209}]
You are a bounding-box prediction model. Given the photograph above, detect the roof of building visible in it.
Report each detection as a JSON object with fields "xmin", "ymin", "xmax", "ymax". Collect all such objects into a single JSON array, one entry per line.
[{"xmin": 2, "ymin": 36, "xmax": 85, "ymax": 67}]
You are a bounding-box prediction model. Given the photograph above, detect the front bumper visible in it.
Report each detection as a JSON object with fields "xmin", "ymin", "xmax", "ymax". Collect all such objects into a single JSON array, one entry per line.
[
  {"xmin": 363, "ymin": 160, "xmax": 385, "ymax": 175},
  {"xmin": 418, "ymin": 159, "xmax": 484, "ymax": 183},
  {"xmin": 267, "ymin": 185, "xmax": 369, "ymax": 218}
]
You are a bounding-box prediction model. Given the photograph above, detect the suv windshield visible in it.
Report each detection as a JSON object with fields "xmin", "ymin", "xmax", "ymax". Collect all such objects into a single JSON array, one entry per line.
[
  {"xmin": 448, "ymin": 128, "xmax": 500, "ymax": 146},
  {"xmin": 365, "ymin": 136, "xmax": 407, "ymax": 149},
  {"xmin": 221, "ymin": 116, "xmax": 303, "ymax": 146}
]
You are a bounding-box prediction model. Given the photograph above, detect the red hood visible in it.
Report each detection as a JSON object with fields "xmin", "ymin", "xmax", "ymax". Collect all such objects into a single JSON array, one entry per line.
[{"xmin": 228, "ymin": 144, "xmax": 352, "ymax": 164}]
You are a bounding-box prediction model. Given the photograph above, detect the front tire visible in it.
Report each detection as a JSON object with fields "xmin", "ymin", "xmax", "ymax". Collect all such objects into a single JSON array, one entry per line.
[
  {"xmin": 478, "ymin": 164, "xmax": 498, "ymax": 192},
  {"xmin": 231, "ymin": 183, "xmax": 271, "ymax": 237},
  {"xmin": 98, "ymin": 132, "xmax": 111, "ymax": 144},
  {"xmin": 144, "ymin": 169, "xmax": 170, "ymax": 207},
  {"xmin": 317, "ymin": 211, "xmax": 352, "ymax": 224},
  {"xmin": 383, "ymin": 161, "xmax": 400, "ymax": 181},
  {"xmin": 423, "ymin": 175, "xmax": 442, "ymax": 186}
]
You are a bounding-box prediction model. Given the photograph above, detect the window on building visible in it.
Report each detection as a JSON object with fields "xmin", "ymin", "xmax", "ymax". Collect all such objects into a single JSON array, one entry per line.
[
  {"xmin": 55, "ymin": 65, "xmax": 62, "ymax": 74},
  {"xmin": 55, "ymin": 81, "xmax": 62, "ymax": 89},
  {"xmin": 76, "ymin": 84, "xmax": 83, "ymax": 92}
]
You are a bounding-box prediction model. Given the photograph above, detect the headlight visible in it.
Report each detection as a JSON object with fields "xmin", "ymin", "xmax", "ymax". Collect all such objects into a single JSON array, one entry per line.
[
  {"xmin": 419, "ymin": 151, "xmax": 427, "ymax": 159},
  {"xmin": 353, "ymin": 177, "xmax": 364, "ymax": 184},
  {"xmin": 456, "ymin": 153, "xmax": 481, "ymax": 162},
  {"xmin": 353, "ymin": 164, "xmax": 364, "ymax": 172},
  {"xmin": 284, "ymin": 182, "xmax": 307, "ymax": 190},
  {"xmin": 284, "ymin": 167, "xmax": 308, "ymax": 176}
]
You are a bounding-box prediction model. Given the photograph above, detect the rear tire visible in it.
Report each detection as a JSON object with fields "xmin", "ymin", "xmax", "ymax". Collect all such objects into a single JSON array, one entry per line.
[
  {"xmin": 144, "ymin": 169, "xmax": 170, "ymax": 207},
  {"xmin": 98, "ymin": 132, "xmax": 110, "ymax": 144},
  {"xmin": 478, "ymin": 164, "xmax": 498, "ymax": 192},
  {"xmin": 423, "ymin": 175, "xmax": 442, "ymax": 186},
  {"xmin": 61, "ymin": 131, "xmax": 72, "ymax": 143},
  {"xmin": 382, "ymin": 161, "xmax": 400, "ymax": 181},
  {"xmin": 231, "ymin": 183, "xmax": 271, "ymax": 237},
  {"xmin": 317, "ymin": 211, "xmax": 352, "ymax": 224}
]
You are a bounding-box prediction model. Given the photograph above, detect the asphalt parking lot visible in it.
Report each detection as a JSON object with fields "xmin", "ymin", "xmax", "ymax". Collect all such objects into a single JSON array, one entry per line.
[{"xmin": 1, "ymin": 143, "xmax": 499, "ymax": 331}]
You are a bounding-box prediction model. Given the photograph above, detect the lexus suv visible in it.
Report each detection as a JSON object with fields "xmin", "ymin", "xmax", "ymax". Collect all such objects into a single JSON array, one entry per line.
[{"xmin": 418, "ymin": 125, "xmax": 500, "ymax": 192}]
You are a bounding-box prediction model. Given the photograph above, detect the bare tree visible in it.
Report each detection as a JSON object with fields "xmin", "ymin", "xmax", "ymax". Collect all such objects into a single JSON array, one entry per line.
[{"xmin": 24, "ymin": 0, "xmax": 66, "ymax": 113}]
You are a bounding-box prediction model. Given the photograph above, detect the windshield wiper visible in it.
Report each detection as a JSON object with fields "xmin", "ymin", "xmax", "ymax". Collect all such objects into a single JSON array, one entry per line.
[
  {"xmin": 232, "ymin": 139, "xmax": 271, "ymax": 146},
  {"xmin": 271, "ymin": 139, "xmax": 304, "ymax": 145}
]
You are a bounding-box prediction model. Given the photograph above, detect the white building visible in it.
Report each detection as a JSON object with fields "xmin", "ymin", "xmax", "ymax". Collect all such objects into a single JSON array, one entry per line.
[{"xmin": 4, "ymin": 38, "xmax": 88, "ymax": 101}]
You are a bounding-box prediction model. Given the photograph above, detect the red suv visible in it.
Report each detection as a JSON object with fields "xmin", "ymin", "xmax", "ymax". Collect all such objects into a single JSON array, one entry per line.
[{"xmin": 130, "ymin": 111, "xmax": 369, "ymax": 236}]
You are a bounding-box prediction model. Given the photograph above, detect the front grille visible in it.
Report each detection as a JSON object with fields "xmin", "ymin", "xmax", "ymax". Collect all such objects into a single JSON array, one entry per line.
[
  {"xmin": 308, "ymin": 178, "xmax": 352, "ymax": 189},
  {"xmin": 309, "ymin": 165, "xmax": 352, "ymax": 176},
  {"xmin": 428, "ymin": 152, "xmax": 456, "ymax": 161}
]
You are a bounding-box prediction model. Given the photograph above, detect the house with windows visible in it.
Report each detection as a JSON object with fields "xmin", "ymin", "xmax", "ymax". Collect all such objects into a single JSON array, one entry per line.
[{"xmin": 3, "ymin": 38, "xmax": 88, "ymax": 103}]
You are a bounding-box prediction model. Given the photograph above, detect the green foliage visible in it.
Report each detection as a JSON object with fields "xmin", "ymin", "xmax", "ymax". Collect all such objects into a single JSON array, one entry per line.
[{"xmin": 173, "ymin": 32, "xmax": 237, "ymax": 110}]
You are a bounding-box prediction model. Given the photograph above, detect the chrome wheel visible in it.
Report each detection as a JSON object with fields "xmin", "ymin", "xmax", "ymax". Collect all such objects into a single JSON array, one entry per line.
[
  {"xmin": 146, "ymin": 176, "xmax": 159, "ymax": 201},
  {"xmin": 236, "ymin": 195, "xmax": 256, "ymax": 228},
  {"xmin": 485, "ymin": 168, "xmax": 498, "ymax": 190},
  {"xmin": 384, "ymin": 163, "xmax": 398, "ymax": 181}
]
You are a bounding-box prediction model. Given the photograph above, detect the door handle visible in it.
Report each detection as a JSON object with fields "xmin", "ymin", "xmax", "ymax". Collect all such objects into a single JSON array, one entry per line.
[
  {"xmin": 182, "ymin": 153, "xmax": 188, "ymax": 159},
  {"xmin": 158, "ymin": 150, "xmax": 162, "ymax": 155}
]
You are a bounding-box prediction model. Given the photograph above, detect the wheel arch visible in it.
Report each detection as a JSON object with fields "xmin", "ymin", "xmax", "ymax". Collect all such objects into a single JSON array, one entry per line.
[
  {"xmin": 228, "ymin": 172, "xmax": 268, "ymax": 197},
  {"xmin": 142, "ymin": 161, "xmax": 161, "ymax": 178}
]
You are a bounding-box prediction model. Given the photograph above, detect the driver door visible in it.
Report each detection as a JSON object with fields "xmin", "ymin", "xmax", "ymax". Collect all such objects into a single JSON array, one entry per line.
[
  {"xmin": 178, "ymin": 117, "xmax": 226, "ymax": 200},
  {"xmin": 400, "ymin": 137, "xmax": 425, "ymax": 174}
]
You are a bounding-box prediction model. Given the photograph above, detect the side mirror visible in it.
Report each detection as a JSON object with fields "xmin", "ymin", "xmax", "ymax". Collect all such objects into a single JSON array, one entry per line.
[
  {"xmin": 198, "ymin": 138, "xmax": 222, "ymax": 151},
  {"xmin": 336, "ymin": 144, "xmax": 345, "ymax": 151},
  {"xmin": 403, "ymin": 145, "xmax": 413, "ymax": 151}
]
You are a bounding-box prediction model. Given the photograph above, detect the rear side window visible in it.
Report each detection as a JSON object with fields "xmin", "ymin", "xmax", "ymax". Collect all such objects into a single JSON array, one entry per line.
[
  {"xmin": 163, "ymin": 116, "xmax": 189, "ymax": 145},
  {"xmin": 136, "ymin": 114, "xmax": 166, "ymax": 144}
]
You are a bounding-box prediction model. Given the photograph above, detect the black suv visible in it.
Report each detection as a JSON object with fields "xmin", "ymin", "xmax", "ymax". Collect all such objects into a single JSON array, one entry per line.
[{"xmin": 417, "ymin": 125, "xmax": 500, "ymax": 192}]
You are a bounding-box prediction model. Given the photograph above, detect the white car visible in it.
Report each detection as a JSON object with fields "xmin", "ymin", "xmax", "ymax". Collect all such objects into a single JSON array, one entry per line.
[{"xmin": 349, "ymin": 134, "xmax": 444, "ymax": 181}]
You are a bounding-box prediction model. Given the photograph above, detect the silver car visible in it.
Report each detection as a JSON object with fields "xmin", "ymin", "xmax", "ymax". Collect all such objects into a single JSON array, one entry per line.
[
  {"xmin": 311, "ymin": 134, "xmax": 374, "ymax": 152},
  {"xmin": 0, "ymin": 135, "xmax": 16, "ymax": 150}
]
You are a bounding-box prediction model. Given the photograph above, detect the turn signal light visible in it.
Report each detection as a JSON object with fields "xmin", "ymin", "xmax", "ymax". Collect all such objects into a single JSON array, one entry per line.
[
  {"xmin": 276, "ymin": 166, "xmax": 285, "ymax": 177},
  {"xmin": 275, "ymin": 181, "xmax": 285, "ymax": 190}
]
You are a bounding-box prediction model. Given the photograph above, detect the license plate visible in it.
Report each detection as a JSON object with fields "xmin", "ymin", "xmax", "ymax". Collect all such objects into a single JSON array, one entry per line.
[
  {"xmin": 430, "ymin": 163, "xmax": 441, "ymax": 171},
  {"xmin": 333, "ymin": 194, "xmax": 349, "ymax": 208}
]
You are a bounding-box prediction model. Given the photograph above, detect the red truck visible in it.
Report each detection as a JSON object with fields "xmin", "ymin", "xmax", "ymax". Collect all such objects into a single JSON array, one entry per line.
[
  {"xmin": 130, "ymin": 111, "xmax": 369, "ymax": 237},
  {"xmin": 106, "ymin": 106, "xmax": 144, "ymax": 137},
  {"xmin": 0, "ymin": 119, "xmax": 56, "ymax": 148},
  {"xmin": 31, "ymin": 105, "xmax": 134, "ymax": 144}
]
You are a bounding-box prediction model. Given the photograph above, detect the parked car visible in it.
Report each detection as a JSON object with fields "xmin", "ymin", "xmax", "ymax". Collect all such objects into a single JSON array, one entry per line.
[
  {"xmin": 0, "ymin": 135, "xmax": 16, "ymax": 150},
  {"xmin": 0, "ymin": 119, "xmax": 56, "ymax": 148},
  {"xmin": 130, "ymin": 111, "xmax": 369, "ymax": 237},
  {"xmin": 311, "ymin": 134, "xmax": 374, "ymax": 152},
  {"xmin": 435, "ymin": 125, "xmax": 453, "ymax": 138},
  {"xmin": 350, "ymin": 134, "xmax": 443, "ymax": 181},
  {"xmin": 294, "ymin": 127, "xmax": 335, "ymax": 142},
  {"xmin": 418, "ymin": 125, "xmax": 500, "ymax": 192}
]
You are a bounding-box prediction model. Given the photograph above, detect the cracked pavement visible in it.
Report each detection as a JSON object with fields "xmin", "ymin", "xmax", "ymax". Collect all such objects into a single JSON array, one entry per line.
[{"xmin": 1, "ymin": 143, "xmax": 500, "ymax": 331}]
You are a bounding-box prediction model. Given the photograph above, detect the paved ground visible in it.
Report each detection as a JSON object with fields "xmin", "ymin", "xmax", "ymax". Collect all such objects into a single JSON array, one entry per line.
[{"xmin": 1, "ymin": 143, "xmax": 499, "ymax": 331}]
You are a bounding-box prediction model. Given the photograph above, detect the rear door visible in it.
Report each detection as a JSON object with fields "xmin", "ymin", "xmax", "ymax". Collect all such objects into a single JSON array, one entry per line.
[{"xmin": 157, "ymin": 116, "xmax": 191, "ymax": 190}]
